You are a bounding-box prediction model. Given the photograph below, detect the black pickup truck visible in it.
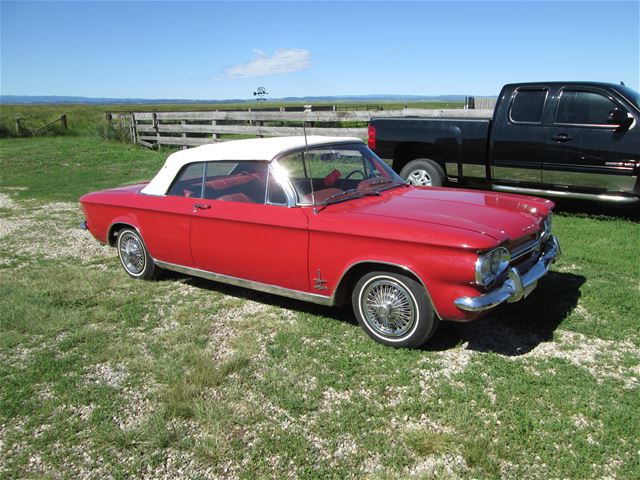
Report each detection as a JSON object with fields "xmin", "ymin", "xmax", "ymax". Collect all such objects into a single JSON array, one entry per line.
[{"xmin": 368, "ymin": 82, "xmax": 640, "ymax": 203}]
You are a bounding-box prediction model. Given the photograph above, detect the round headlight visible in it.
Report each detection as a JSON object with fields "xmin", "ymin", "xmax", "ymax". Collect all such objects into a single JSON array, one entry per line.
[{"xmin": 475, "ymin": 247, "xmax": 510, "ymax": 287}]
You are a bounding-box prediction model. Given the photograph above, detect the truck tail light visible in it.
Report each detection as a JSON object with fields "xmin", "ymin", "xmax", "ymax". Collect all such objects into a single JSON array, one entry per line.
[{"xmin": 367, "ymin": 124, "xmax": 376, "ymax": 150}]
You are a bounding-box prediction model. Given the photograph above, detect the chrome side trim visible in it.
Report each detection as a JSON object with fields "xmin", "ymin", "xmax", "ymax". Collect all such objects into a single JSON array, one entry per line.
[
  {"xmin": 455, "ymin": 236, "xmax": 561, "ymax": 312},
  {"xmin": 447, "ymin": 162, "xmax": 487, "ymax": 178},
  {"xmin": 462, "ymin": 163, "xmax": 488, "ymax": 178},
  {"xmin": 492, "ymin": 185, "xmax": 639, "ymax": 203},
  {"xmin": 541, "ymin": 170, "xmax": 637, "ymax": 191},
  {"xmin": 153, "ymin": 260, "xmax": 333, "ymax": 306},
  {"xmin": 492, "ymin": 165, "xmax": 541, "ymax": 183}
]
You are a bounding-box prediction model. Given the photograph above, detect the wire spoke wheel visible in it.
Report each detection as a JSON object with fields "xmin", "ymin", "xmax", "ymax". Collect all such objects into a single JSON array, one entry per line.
[
  {"xmin": 118, "ymin": 231, "xmax": 146, "ymax": 275},
  {"xmin": 360, "ymin": 279, "xmax": 416, "ymax": 338}
]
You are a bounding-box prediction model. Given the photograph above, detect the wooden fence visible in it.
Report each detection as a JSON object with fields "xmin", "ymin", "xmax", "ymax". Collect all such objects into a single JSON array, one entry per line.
[
  {"xmin": 15, "ymin": 114, "xmax": 67, "ymax": 136},
  {"xmin": 464, "ymin": 97, "xmax": 498, "ymax": 110},
  {"xmin": 106, "ymin": 107, "xmax": 493, "ymax": 149}
]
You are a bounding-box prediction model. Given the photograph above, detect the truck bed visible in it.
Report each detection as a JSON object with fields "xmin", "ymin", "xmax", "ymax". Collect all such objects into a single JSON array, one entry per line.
[{"xmin": 372, "ymin": 117, "xmax": 491, "ymax": 176}]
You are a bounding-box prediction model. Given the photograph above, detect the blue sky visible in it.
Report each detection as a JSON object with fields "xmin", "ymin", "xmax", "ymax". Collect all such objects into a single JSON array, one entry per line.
[{"xmin": 1, "ymin": 1, "xmax": 638, "ymax": 99}]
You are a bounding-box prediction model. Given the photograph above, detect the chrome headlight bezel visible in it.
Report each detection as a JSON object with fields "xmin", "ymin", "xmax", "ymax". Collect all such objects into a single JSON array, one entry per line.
[
  {"xmin": 475, "ymin": 246, "xmax": 511, "ymax": 287},
  {"xmin": 541, "ymin": 212, "xmax": 553, "ymax": 241}
]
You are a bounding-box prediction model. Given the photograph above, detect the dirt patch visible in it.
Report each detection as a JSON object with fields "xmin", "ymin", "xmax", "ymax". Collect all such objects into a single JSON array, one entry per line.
[
  {"xmin": 0, "ymin": 193, "xmax": 18, "ymax": 210},
  {"xmin": 0, "ymin": 194, "xmax": 111, "ymax": 265},
  {"xmin": 520, "ymin": 329, "xmax": 639, "ymax": 389},
  {"xmin": 417, "ymin": 346, "xmax": 475, "ymax": 395},
  {"xmin": 84, "ymin": 362, "xmax": 128, "ymax": 388}
]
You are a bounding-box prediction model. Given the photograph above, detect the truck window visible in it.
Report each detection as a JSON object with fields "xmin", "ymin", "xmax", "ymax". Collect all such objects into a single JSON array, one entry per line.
[
  {"xmin": 510, "ymin": 89, "xmax": 547, "ymax": 123},
  {"xmin": 555, "ymin": 90, "xmax": 618, "ymax": 125}
]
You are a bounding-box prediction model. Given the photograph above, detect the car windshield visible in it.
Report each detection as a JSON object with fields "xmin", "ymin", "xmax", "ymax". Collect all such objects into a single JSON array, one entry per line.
[{"xmin": 275, "ymin": 143, "xmax": 406, "ymax": 205}]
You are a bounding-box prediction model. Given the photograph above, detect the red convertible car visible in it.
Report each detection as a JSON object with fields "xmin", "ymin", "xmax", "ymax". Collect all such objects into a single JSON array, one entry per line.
[{"xmin": 80, "ymin": 136, "xmax": 560, "ymax": 347}]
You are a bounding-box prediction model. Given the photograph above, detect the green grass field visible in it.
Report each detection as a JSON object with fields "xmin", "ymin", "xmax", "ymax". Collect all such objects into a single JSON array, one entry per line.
[{"xmin": 1, "ymin": 136, "xmax": 639, "ymax": 479}]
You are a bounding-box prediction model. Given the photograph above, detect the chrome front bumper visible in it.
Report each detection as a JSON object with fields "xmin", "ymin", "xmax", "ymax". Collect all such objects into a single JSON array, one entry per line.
[{"xmin": 454, "ymin": 236, "xmax": 561, "ymax": 312}]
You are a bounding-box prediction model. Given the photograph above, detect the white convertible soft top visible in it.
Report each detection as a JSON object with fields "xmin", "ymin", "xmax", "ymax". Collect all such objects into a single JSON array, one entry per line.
[{"xmin": 141, "ymin": 136, "xmax": 363, "ymax": 196}]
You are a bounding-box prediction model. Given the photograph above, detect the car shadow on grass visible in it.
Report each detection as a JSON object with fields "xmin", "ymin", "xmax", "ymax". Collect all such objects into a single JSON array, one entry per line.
[
  {"xmin": 159, "ymin": 270, "xmax": 357, "ymax": 321},
  {"xmin": 426, "ymin": 271, "xmax": 586, "ymax": 356},
  {"xmin": 160, "ymin": 270, "xmax": 585, "ymax": 357}
]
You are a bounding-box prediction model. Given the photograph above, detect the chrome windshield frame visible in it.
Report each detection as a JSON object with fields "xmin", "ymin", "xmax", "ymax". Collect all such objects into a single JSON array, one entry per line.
[{"xmin": 271, "ymin": 142, "xmax": 404, "ymax": 207}]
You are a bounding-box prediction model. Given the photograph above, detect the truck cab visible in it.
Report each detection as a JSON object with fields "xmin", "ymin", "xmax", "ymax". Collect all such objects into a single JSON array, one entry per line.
[
  {"xmin": 490, "ymin": 82, "xmax": 640, "ymax": 201},
  {"xmin": 369, "ymin": 81, "xmax": 640, "ymax": 203}
]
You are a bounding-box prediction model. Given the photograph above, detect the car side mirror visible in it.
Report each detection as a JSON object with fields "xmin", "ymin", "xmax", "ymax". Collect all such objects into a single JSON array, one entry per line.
[{"xmin": 607, "ymin": 108, "xmax": 632, "ymax": 129}]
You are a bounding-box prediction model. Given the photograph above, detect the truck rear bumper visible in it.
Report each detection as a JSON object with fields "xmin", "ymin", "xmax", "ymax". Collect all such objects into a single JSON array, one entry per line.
[{"xmin": 454, "ymin": 236, "xmax": 561, "ymax": 312}]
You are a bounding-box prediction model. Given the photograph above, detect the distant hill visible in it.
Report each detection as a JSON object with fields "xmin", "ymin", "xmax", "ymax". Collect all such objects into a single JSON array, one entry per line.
[{"xmin": 0, "ymin": 94, "xmax": 472, "ymax": 105}]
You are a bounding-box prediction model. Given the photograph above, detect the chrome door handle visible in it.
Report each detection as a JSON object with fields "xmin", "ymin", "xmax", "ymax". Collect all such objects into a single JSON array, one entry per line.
[
  {"xmin": 550, "ymin": 134, "xmax": 573, "ymax": 142},
  {"xmin": 193, "ymin": 203, "xmax": 211, "ymax": 210}
]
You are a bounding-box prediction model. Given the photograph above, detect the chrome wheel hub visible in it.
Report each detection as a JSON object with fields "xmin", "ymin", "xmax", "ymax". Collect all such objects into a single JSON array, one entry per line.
[
  {"xmin": 361, "ymin": 279, "xmax": 415, "ymax": 337},
  {"xmin": 407, "ymin": 169, "xmax": 432, "ymax": 186},
  {"xmin": 119, "ymin": 232, "xmax": 145, "ymax": 274}
]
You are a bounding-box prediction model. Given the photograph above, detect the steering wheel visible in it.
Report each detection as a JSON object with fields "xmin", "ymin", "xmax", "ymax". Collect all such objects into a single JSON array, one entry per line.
[{"xmin": 344, "ymin": 170, "xmax": 366, "ymax": 180}]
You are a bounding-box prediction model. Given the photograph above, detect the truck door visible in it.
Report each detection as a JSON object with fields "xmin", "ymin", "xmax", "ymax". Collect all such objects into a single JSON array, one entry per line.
[
  {"xmin": 491, "ymin": 87, "xmax": 548, "ymax": 185},
  {"xmin": 543, "ymin": 88, "xmax": 640, "ymax": 194}
]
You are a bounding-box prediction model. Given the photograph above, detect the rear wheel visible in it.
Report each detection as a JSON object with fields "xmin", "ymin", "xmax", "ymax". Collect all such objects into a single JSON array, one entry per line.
[
  {"xmin": 116, "ymin": 228, "xmax": 158, "ymax": 280},
  {"xmin": 399, "ymin": 158, "xmax": 445, "ymax": 187},
  {"xmin": 352, "ymin": 271, "xmax": 438, "ymax": 348}
]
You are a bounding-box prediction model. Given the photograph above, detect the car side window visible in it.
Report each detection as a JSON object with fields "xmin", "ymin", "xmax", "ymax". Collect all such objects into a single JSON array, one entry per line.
[
  {"xmin": 266, "ymin": 170, "xmax": 288, "ymax": 205},
  {"xmin": 167, "ymin": 162, "xmax": 205, "ymax": 198},
  {"xmin": 202, "ymin": 161, "xmax": 268, "ymax": 204},
  {"xmin": 510, "ymin": 89, "xmax": 547, "ymax": 123},
  {"xmin": 555, "ymin": 90, "xmax": 618, "ymax": 125},
  {"xmin": 278, "ymin": 152, "xmax": 312, "ymax": 203}
]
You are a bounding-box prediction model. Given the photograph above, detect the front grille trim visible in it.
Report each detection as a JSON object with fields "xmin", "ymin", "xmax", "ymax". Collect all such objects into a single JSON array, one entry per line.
[{"xmin": 510, "ymin": 238, "xmax": 541, "ymax": 263}]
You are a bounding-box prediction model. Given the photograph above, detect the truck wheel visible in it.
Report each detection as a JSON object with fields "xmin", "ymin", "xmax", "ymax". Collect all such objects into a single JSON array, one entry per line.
[
  {"xmin": 400, "ymin": 159, "xmax": 445, "ymax": 187},
  {"xmin": 352, "ymin": 271, "xmax": 439, "ymax": 348}
]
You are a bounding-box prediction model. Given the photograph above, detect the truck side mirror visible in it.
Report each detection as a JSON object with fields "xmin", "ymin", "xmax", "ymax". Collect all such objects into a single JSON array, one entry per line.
[{"xmin": 607, "ymin": 108, "xmax": 632, "ymax": 129}]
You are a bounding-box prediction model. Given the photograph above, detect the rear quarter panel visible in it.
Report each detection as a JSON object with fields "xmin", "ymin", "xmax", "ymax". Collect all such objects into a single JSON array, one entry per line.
[{"xmin": 80, "ymin": 190, "xmax": 194, "ymax": 266}]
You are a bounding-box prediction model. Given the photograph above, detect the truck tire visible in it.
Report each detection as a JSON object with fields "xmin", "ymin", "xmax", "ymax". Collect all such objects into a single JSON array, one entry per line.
[{"xmin": 399, "ymin": 159, "xmax": 445, "ymax": 187}]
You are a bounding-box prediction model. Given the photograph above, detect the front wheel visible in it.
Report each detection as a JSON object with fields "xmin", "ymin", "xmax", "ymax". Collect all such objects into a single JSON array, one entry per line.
[
  {"xmin": 352, "ymin": 271, "xmax": 438, "ymax": 348},
  {"xmin": 399, "ymin": 158, "xmax": 445, "ymax": 187},
  {"xmin": 116, "ymin": 228, "xmax": 158, "ymax": 280}
]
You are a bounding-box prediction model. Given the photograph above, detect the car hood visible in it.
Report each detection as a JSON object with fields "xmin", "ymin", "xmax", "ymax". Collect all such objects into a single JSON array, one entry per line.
[{"xmin": 343, "ymin": 186, "xmax": 554, "ymax": 243}]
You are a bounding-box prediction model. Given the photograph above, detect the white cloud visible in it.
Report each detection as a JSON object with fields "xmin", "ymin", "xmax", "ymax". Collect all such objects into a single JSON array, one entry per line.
[{"xmin": 224, "ymin": 49, "xmax": 311, "ymax": 79}]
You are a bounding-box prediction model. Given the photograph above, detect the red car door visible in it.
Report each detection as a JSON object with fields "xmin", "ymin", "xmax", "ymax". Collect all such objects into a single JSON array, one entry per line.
[
  {"xmin": 190, "ymin": 161, "xmax": 311, "ymax": 292},
  {"xmin": 135, "ymin": 195, "xmax": 197, "ymax": 267},
  {"xmin": 137, "ymin": 162, "xmax": 205, "ymax": 267}
]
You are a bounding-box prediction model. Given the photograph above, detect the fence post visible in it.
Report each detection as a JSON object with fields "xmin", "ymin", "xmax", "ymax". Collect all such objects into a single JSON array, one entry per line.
[
  {"xmin": 130, "ymin": 114, "xmax": 137, "ymax": 144},
  {"xmin": 153, "ymin": 113, "xmax": 159, "ymax": 149},
  {"xmin": 15, "ymin": 118, "xmax": 21, "ymax": 136},
  {"xmin": 211, "ymin": 120, "xmax": 218, "ymax": 141},
  {"xmin": 181, "ymin": 120, "xmax": 187, "ymax": 149},
  {"xmin": 60, "ymin": 114, "xmax": 68, "ymax": 130}
]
